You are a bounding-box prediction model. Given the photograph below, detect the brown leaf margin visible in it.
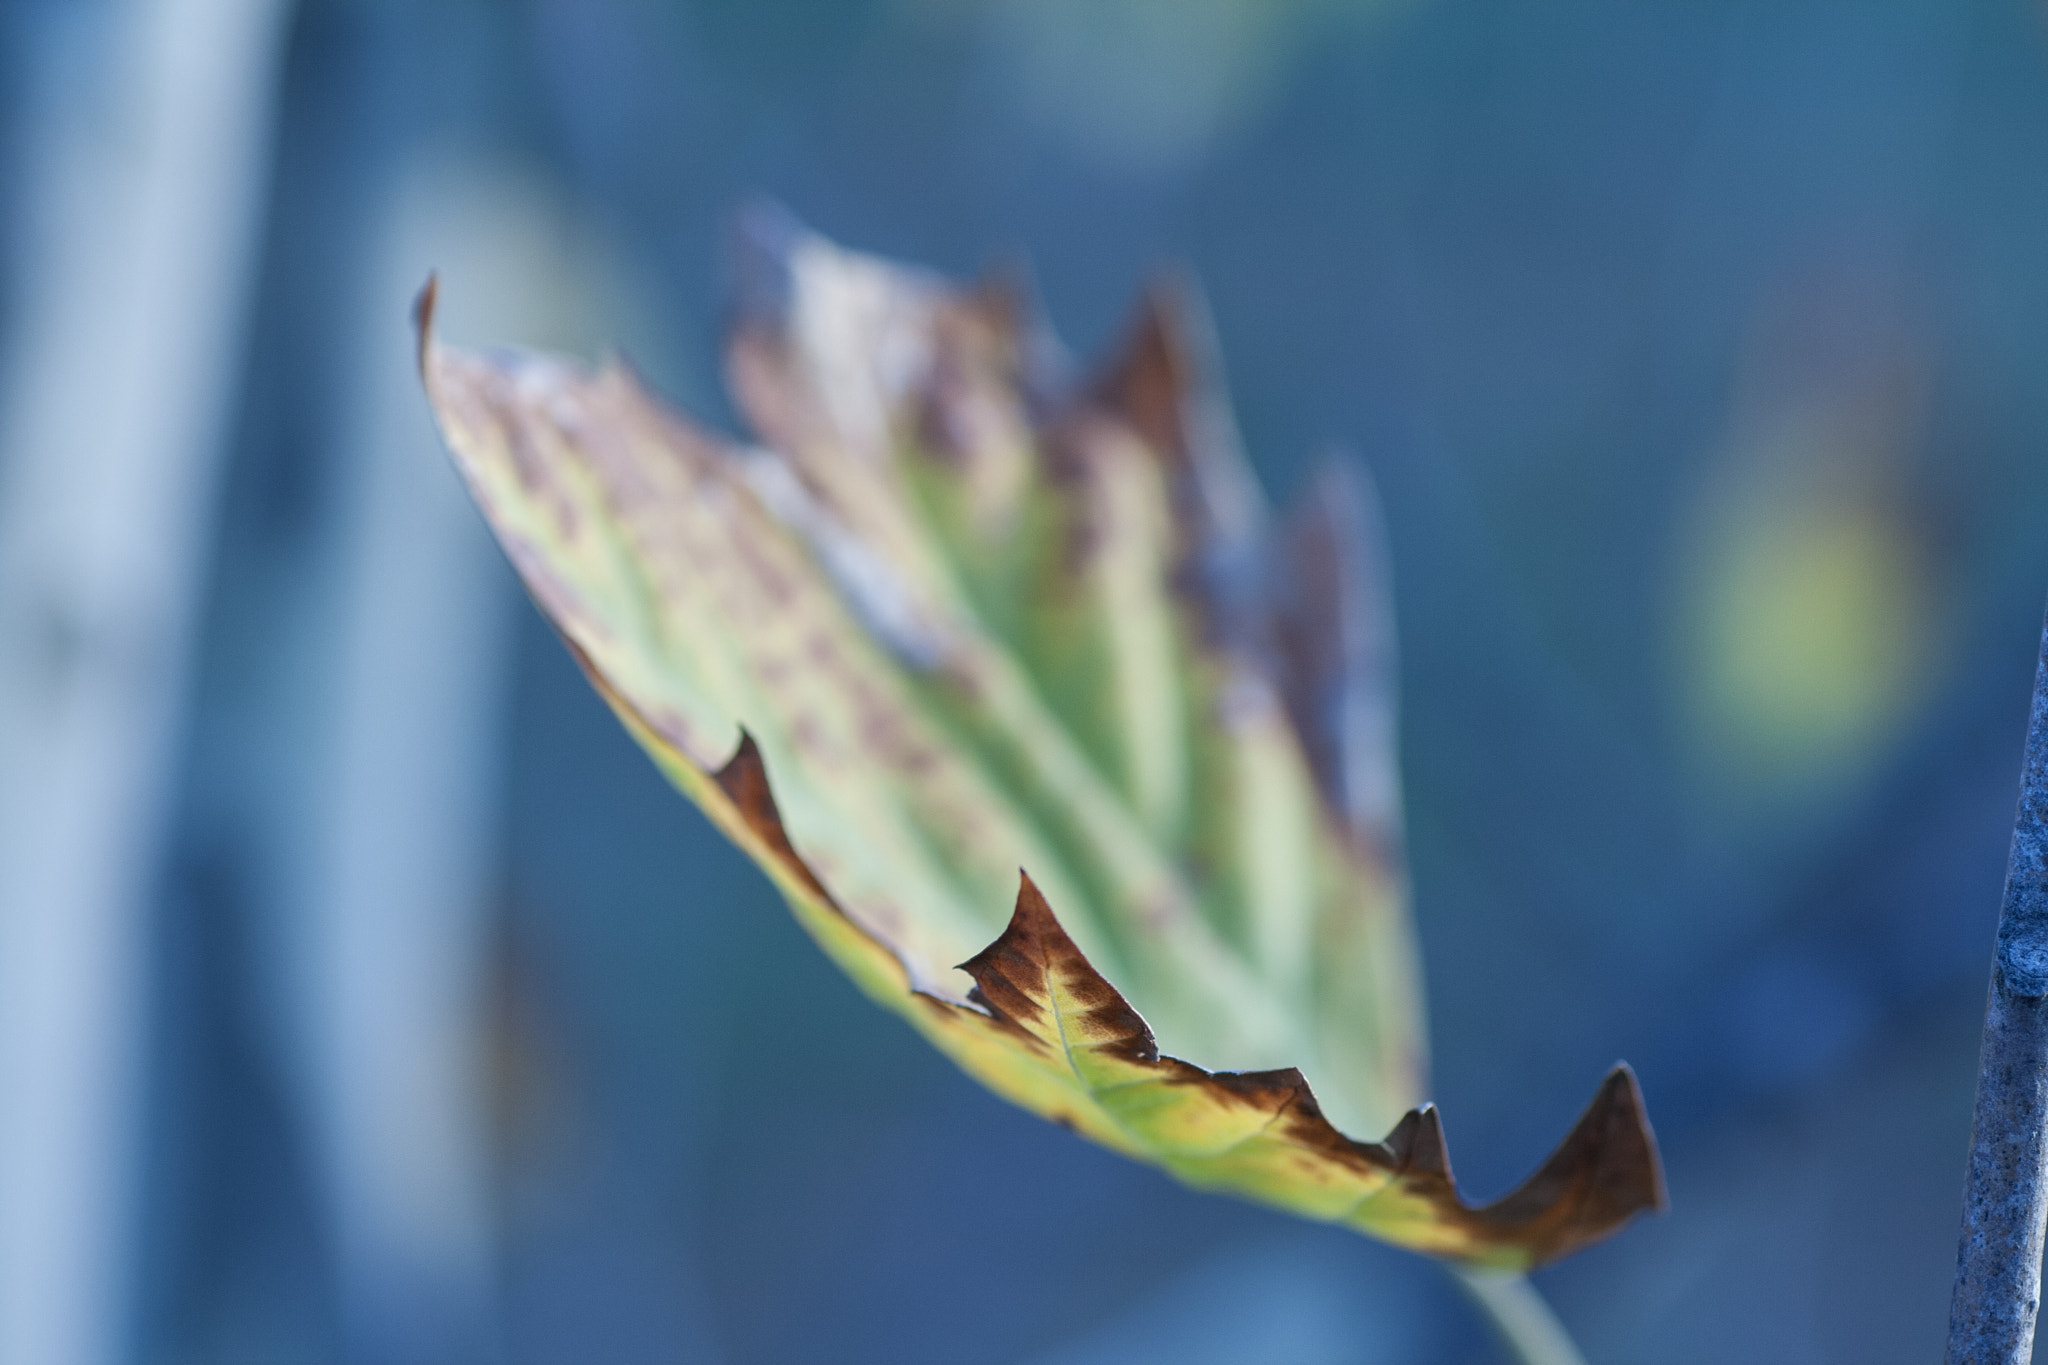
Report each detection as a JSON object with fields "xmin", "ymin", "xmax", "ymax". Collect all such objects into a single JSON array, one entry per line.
[
  {"xmin": 721, "ymin": 718, "xmax": 1662, "ymax": 1268},
  {"xmin": 414, "ymin": 276, "xmax": 1666, "ymax": 1269}
]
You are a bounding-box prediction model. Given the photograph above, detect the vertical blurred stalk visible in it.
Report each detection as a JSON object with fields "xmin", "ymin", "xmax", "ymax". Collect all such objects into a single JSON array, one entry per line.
[
  {"xmin": 1946, "ymin": 606, "xmax": 2048, "ymax": 1364},
  {"xmin": 0, "ymin": 3, "xmax": 290, "ymax": 1364},
  {"xmin": 0, "ymin": 2, "xmax": 292, "ymax": 1365},
  {"xmin": 287, "ymin": 153, "xmax": 580, "ymax": 1365}
]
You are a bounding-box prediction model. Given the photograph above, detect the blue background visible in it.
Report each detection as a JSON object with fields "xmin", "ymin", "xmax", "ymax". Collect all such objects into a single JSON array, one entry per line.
[{"xmin": 7, "ymin": 2, "xmax": 2048, "ymax": 1361}]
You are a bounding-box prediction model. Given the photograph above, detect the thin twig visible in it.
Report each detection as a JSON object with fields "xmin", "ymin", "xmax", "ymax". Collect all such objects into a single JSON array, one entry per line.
[
  {"xmin": 1450, "ymin": 1266, "xmax": 1589, "ymax": 1365},
  {"xmin": 1947, "ymin": 603, "xmax": 2048, "ymax": 1364}
]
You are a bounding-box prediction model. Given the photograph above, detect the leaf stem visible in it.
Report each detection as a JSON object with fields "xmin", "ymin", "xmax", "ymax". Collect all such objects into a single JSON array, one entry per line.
[
  {"xmin": 1946, "ymin": 602, "xmax": 2048, "ymax": 1364},
  {"xmin": 1448, "ymin": 1266, "xmax": 1589, "ymax": 1365}
]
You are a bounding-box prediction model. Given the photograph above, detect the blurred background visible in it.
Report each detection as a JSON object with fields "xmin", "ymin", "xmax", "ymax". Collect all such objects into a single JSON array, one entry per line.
[{"xmin": 3, "ymin": 1, "xmax": 2048, "ymax": 1361}]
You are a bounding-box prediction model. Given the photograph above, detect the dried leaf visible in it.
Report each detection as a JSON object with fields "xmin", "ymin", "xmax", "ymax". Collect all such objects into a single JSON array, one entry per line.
[{"xmin": 416, "ymin": 215, "xmax": 1664, "ymax": 1268}]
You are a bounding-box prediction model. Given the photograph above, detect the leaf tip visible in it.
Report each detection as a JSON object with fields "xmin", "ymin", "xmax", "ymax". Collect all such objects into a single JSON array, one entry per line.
[
  {"xmin": 712, "ymin": 726, "xmax": 764, "ymax": 788},
  {"xmin": 412, "ymin": 273, "xmax": 440, "ymax": 379},
  {"xmin": 1471, "ymin": 1061, "xmax": 1666, "ymax": 1266},
  {"xmin": 710, "ymin": 728, "xmax": 842, "ymax": 915},
  {"xmin": 956, "ymin": 873, "xmax": 1159, "ymax": 1065},
  {"xmin": 1599, "ymin": 1062, "xmax": 1668, "ymax": 1215},
  {"xmin": 1011, "ymin": 868, "xmax": 1055, "ymax": 929},
  {"xmin": 726, "ymin": 196, "xmax": 808, "ymax": 322},
  {"xmin": 1382, "ymin": 1102, "xmax": 1455, "ymax": 1182},
  {"xmin": 1090, "ymin": 281, "xmax": 1188, "ymax": 460},
  {"xmin": 955, "ymin": 874, "xmax": 1057, "ymax": 1036},
  {"xmin": 958, "ymin": 871, "xmax": 1060, "ymax": 984}
]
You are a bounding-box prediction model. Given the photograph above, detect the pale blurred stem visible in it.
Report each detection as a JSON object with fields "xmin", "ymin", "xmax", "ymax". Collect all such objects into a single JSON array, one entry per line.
[{"xmin": 1448, "ymin": 1266, "xmax": 1589, "ymax": 1365}]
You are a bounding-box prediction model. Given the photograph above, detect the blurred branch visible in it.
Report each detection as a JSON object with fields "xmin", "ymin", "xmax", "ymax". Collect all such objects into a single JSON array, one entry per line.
[
  {"xmin": 0, "ymin": 3, "xmax": 290, "ymax": 1362},
  {"xmin": 1946, "ymin": 602, "xmax": 2048, "ymax": 1364}
]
